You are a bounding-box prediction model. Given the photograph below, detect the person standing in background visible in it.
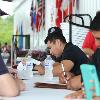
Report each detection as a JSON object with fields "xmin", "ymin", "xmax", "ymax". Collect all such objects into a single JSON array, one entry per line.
[
  {"xmin": 82, "ymin": 31, "xmax": 96, "ymax": 57},
  {"xmin": 82, "ymin": 11, "xmax": 100, "ymax": 58},
  {"xmin": 2, "ymin": 42, "xmax": 10, "ymax": 53}
]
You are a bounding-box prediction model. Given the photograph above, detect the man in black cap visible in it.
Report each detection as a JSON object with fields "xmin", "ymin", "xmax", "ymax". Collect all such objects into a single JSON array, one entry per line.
[{"xmin": 44, "ymin": 26, "xmax": 89, "ymax": 90}]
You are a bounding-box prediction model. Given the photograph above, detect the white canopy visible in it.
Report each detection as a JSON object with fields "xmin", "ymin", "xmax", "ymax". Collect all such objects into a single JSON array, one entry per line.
[{"xmin": 0, "ymin": 0, "xmax": 27, "ymax": 15}]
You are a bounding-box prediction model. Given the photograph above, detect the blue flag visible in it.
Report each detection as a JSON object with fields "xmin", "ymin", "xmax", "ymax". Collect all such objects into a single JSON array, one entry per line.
[{"xmin": 18, "ymin": 23, "xmax": 23, "ymax": 49}]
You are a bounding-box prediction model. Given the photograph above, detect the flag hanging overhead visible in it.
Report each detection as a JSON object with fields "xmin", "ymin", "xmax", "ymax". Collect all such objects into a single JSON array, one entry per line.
[
  {"xmin": 56, "ymin": 0, "xmax": 62, "ymax": 27},
  {"xmin": 74, "ymin": 0, "xmax": 80, "ymax": 14},
  {"xmin": 36, "ymin": 0, "xmax": 45, "ymax": 32},
  {"xmin": 30, "ymin": 0, "xmax": 45, "ymax": 32},
  {"xmin": 30, "ymin": 0, "xmax": 36, "ymax": 31},
  {"xmin": 56, "ymin": 0, "xmax": 76, "ymax": 27},
  {"xmin": 62, "ymin": 0, "xmax": 75, "ymax": 18},
  {"xmin": 18, "ymin": 23, "xmax": 23, "ymax": 49}
]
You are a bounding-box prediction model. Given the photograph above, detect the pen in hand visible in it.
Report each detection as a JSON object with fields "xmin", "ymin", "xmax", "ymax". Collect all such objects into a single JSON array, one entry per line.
[{"xmin": 61, "ymin": 63, "xmax": 67, "ymax": 84}]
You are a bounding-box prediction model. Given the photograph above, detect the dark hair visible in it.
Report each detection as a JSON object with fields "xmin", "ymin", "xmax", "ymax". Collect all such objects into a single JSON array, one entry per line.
[
  {"xmin": 96, "ymin": 11, "xmax": 100, "ymax": 16},
  {"xmin": 91, "ymin": 48, "xmax": 100, "ymax": 80},
  {"xmin": 92, "ymin": 48, "xmax": 100, "ymax": 68},
  {"xmin": 44, "ymin": 27, "xmax": 66, "ymax": 44},
  {"xmin": 90, "ymin": 12, "xmax": 100, "ymax": 31}
]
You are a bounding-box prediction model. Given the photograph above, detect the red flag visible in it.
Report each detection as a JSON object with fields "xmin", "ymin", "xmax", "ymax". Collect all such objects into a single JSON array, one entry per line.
[
  {"xmin": 56, "ymin": 0, "xmax": 62, "ymax": 27},
  {"xmin": 36, "ymin": 0, "xmax": 45, "ymax": 32},
  {"xmin": 63, "ymin": 0, "xmax": 75, "ymax": 17},
  {"xmin": 62, "ymin": 0, "xmax": 69, "ymax": 17},
  {"xmin": 69, "ymin": 0, "xmax": 75, "ymax": 14}
]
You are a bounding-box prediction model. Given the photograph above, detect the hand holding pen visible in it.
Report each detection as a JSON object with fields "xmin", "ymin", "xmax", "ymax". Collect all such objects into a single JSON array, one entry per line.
[
  {"xmin": 61, "ymin": 63, "xmax": 68, "ymax": 84},
  {"xmin": 59, "ymin": 63, "xmax": 74, "ymax": 84}
]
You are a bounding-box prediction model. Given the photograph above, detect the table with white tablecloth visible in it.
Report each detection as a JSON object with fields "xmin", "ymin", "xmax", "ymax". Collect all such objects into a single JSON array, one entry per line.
[{"xmin": 0, "ymin": 74, "xmax": 85, "ymax": 100}]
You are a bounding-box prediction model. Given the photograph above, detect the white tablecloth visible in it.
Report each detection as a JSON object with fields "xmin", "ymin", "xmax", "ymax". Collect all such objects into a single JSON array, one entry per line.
[{"xmin": 0, "ymin": 74, "xmax": 85, "ymax": 100}]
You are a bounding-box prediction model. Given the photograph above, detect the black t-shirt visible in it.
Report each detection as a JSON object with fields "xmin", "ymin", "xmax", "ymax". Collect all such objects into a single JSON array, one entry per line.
[
  {"xmin": 90, "ymin": 48, "xmax": 100, "ymax": 81},
  {"xmin": 0, "ymin": 54, "xmax": 8, "ymax": 75},
  {"xmin": 81, "ymin": 48, "xmax": 100, "ymax": 82},
  {"xmin": 60, "ymin": 42, "xmax": 89, "ymax": 75}
]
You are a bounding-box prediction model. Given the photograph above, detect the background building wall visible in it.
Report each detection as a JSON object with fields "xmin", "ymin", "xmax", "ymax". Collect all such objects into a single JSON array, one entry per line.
[{"xmin": 80, "ymin": 0, "xmax": 100, "ymax": 19}]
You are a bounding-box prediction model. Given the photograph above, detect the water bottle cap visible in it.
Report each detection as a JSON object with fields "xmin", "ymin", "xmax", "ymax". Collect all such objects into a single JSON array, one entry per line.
[{"xmin": 28, "ymin": 56, "xmax": 31, "ymax": 58}]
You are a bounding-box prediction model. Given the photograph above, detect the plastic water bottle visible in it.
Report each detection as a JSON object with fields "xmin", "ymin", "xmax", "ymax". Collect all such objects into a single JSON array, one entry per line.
[
  {"xmin": 26, "ymin": 56, "xmax": 34, "ymax": 77},
  {"xmin": 26, "ymin": 56, "xmax": 33, "ymax": 68},
  {"xmin": 44, "ymin": 55, "xmax": 54, "ymax": 80}
]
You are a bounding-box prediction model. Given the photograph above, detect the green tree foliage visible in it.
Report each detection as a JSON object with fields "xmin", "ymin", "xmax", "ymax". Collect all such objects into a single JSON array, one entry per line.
[{"xmin": 0, "ymin": 16, "xmax": 13, "ymax": 45}]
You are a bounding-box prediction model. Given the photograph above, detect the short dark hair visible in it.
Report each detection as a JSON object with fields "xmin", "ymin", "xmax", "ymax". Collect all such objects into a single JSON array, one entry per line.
[
  {"xmin": 44, "ymin": 27, "xmax": 66, "ymax": 44},
  {"xmin": 90, "ymin": 12, "xmax": 100, "ymax": 31}
]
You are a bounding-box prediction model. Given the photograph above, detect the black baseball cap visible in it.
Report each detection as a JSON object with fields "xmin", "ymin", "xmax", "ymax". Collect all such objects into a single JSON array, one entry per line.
[
  {"xmin": 48, "ymin": 27, "xmax": 63, "ymax": 35},
  {"xmin": 44, "ymin": 27, "xmax": 66, "ymax": 44}
]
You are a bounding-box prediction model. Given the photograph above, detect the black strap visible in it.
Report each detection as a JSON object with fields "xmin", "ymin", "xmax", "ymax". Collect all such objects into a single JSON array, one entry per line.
[{"xmin": 64, "ymin": 14, "xmax": 92, "ymax": 29}]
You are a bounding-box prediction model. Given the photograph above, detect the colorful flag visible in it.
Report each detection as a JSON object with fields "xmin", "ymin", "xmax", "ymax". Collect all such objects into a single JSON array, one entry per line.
[
  {"xmin": 74, "ymin": 0, "xmax": 80, "ymax": 14},
  {"xmin": 18, "ymin": 23, "xmax": 23, "ymax": 49},
  {"xmin": 69, "ymin": 0, "xmax": 75, "ymax": 15},
  {"xmin": 55, "ymin": 0, "xmax": 76, "ymax": 27},
  {"xmin": 30, "ymin": 0, "xmax": 36, "ymax": 31},
  {"xmin": 62, "ymin": 0, "xmax": 75, "ymax": 19},
  {"xmin": 50, "ymin": 2, "xmax": 55, "ymax": 26},
  {"xmin": 62, "ymin": 0, "xmax": 69, "ymax": 17},
  {"xmin": 56, "ymin": 0, "xmax": 62, "ymax": 27},
  {"xmin": 36, "ymin": 0, "xmax": 45, "ymax": 32}
]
